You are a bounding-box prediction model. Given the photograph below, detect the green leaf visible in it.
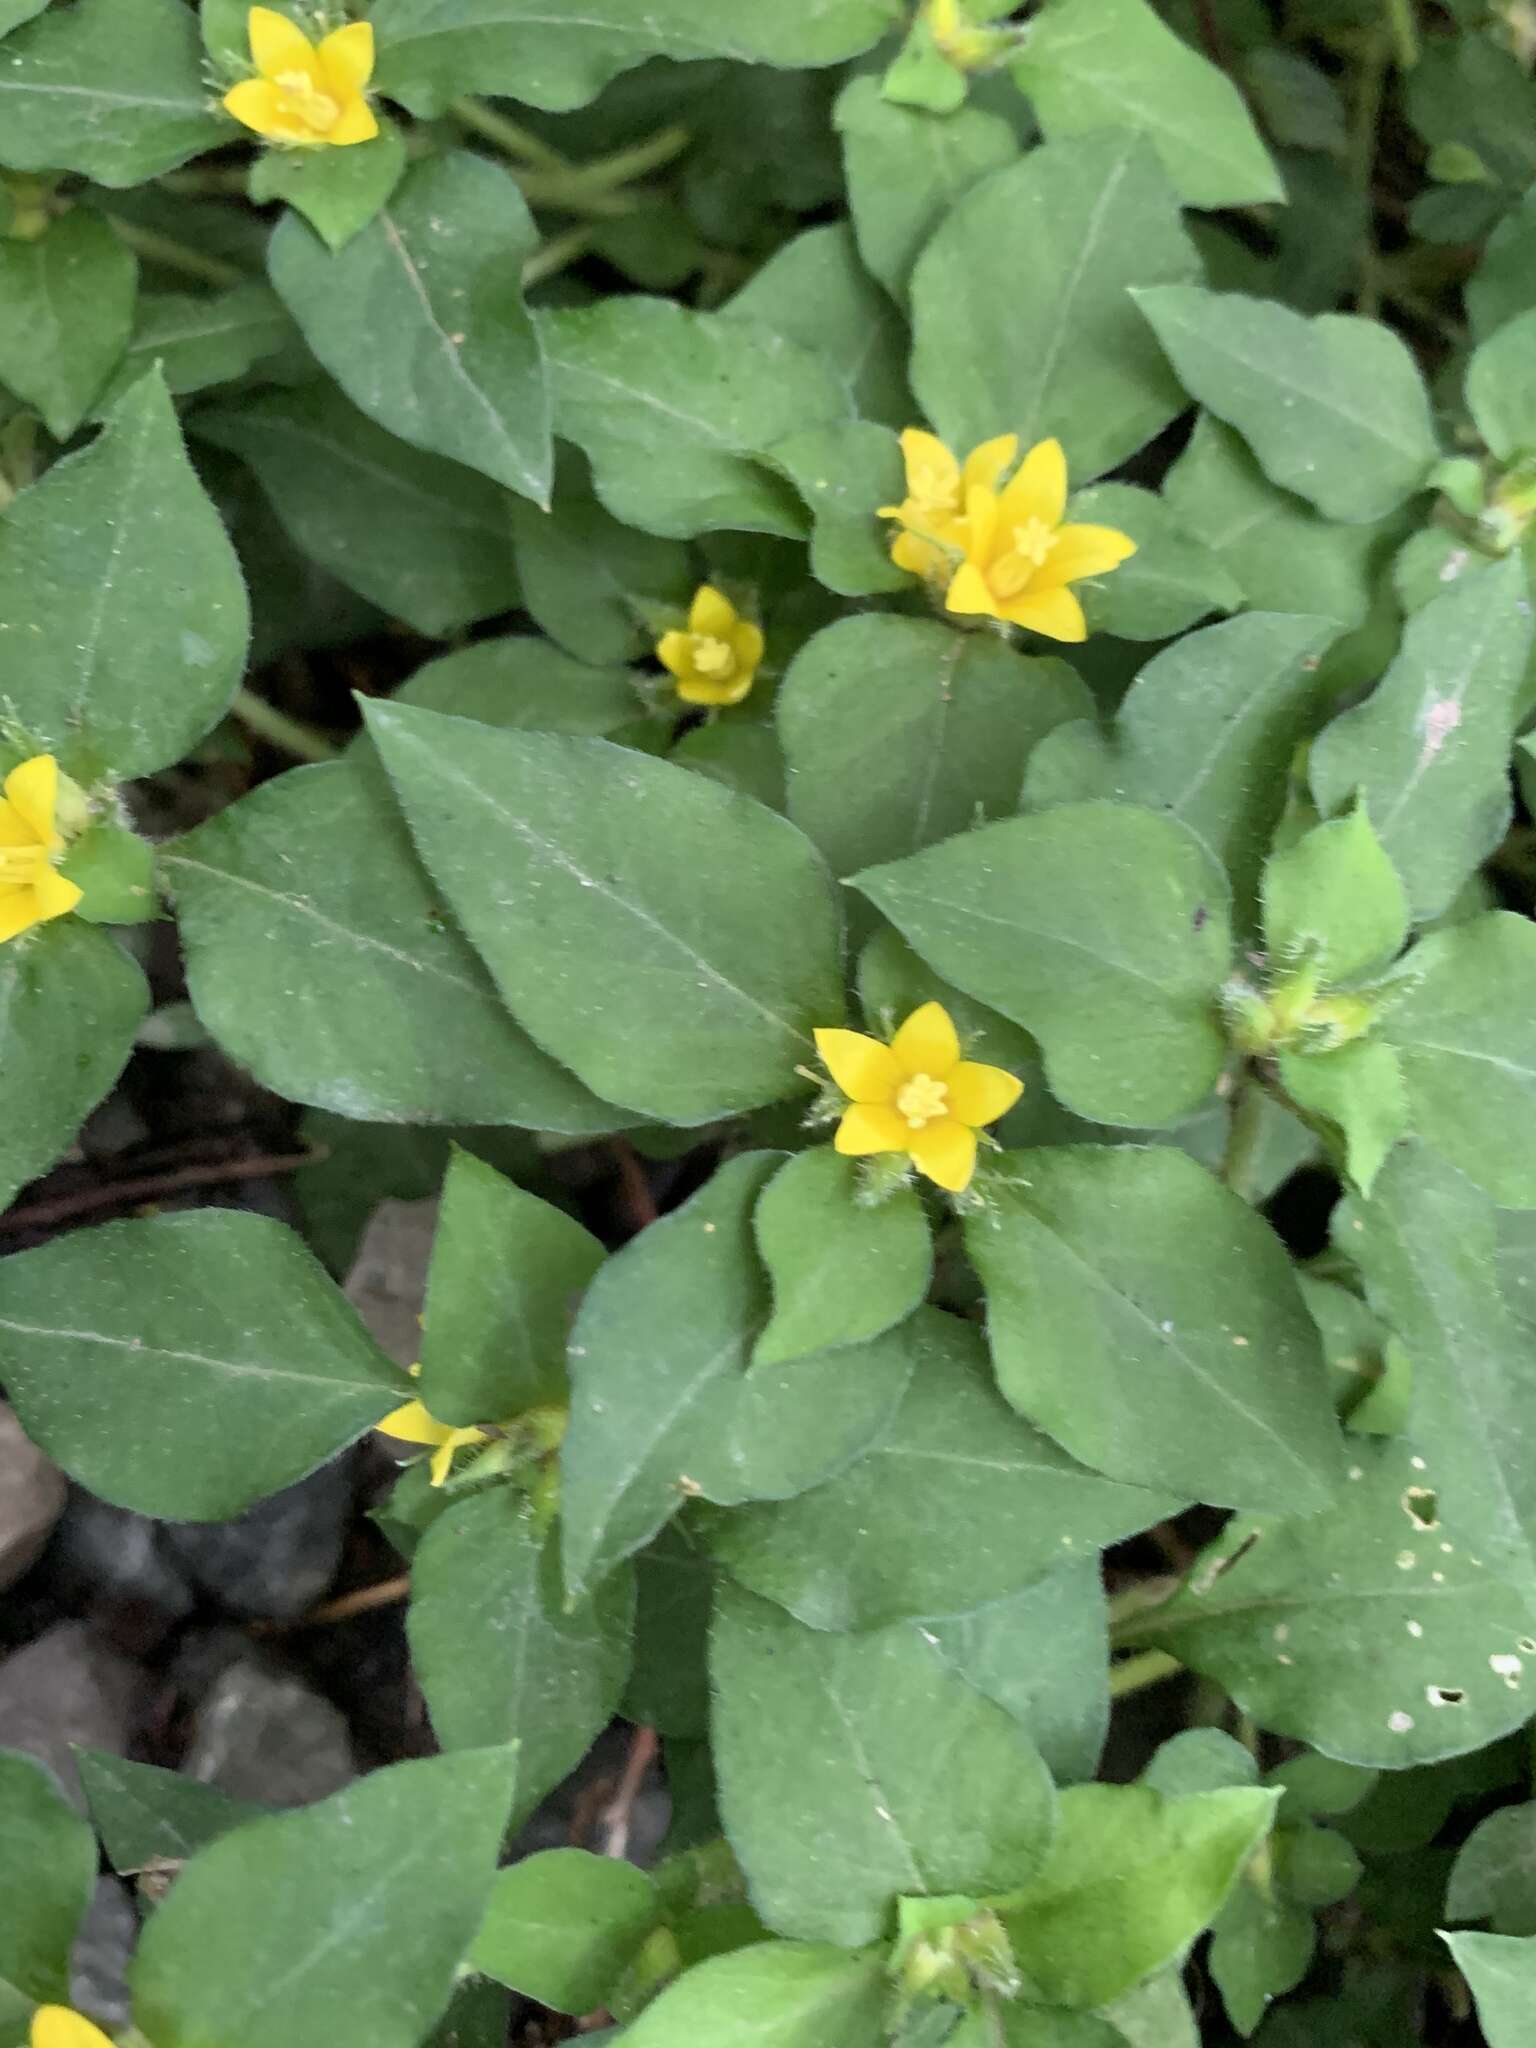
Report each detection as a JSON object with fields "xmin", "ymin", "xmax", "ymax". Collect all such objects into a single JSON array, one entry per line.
[
  {"xmin": 366, "ymin": 705, "xmax": 844, "ymax": 1126},
  {"xmin": 1013, "ymin": 0, "xmax": 1281, "ymax": 207},
  {"xmin": 997, "ymin": 1783, "xmax": 1279, "ymax": 2007},
  {"xmin": 0, "ymin": 212, "xmax": 136, "ymax": 440},
  {"xmin": 0, "ymin": 1750, "xmax": 96, "ymax": 2005},
  {"xmin": 1129, "ymin": 1434, "xmax": 1536, "ymax": 1767},
  {"xmin": 76, "ymin": 1751, "xmax": 263, "ymax": 1876},
  {"xmin": 418, "ymin": 1150, "xmax": 603, "ymax": 1425},
  {"xmin": 0, "ymin": 0, "xmax": 226, "ymax": 187},
  {"xmin": 392, "ymin": 634, "xmax": 643, "ymax": 737},
  {"xmin": 0, "ymin": 1209, "xmax": 408, "ymax": 1520},
  {"xmin": 765, "ymin": 421, "xmax": 910, "ymax": 598},
  {"xmin": 1163, "ymin": 416, "xmax": 1397, "ymax": 628},
  {"xmin": 1447, "ymin": 1804, "xmax": 1536, "ymax": 1935},
  {"xmin": 1141, "ymin": 1730, "xmax": 1257, "ymax": 1798},
  {"xmin": 1276, "ymin": 1041, "xmax": 1410, "ymax": 1198},
  {"xmin": 835, "ymin": 73, "xmax": 1017, "ymax": 302},
  {"xmin": 1097, "ymin": 611, "xmax": 1341, "ymax": 932},
  {"xmin": 616, "ymin": 1941, "xmax": 887, "ymax": 2048},
  {"xmin": 196, "ymin": 385, "xmax": 520, "ymax": 639},
  {"xmin": 560, "ymin": 1156, "xmax": 918, "ymax": 1594},
  {"xmin": 407, "ymin": 1491, "xmax": 633, "ymax": 1810},
  {"xmin": 1377, "ymin": 914, "xmax": 1536, "ymax": 1207},
  {"xmin": 1446, "ymin": 1931, "xmax": 1536, "ymax": 2048},
  {"xmin": 270, "ymin": 153, "xmax": 551, "ymax": 504},
  {"xmin": 130, "ymin": 1750, "xmax": 519, "ymax": 2048},
  {"xmin": 541, "ymin": 297, "xmax": 848, "ymax": 540},
  {"xmin": 708, "ymin": 1308, "xmax": 1175, "ymax": 1630},
  {"xmin": 1309, "ymin": 557, "xmax": 1532, "ymax": 922},
  {"xmin": 164, "ymin": 753, "xmax": 615, "ymax": 1134},
  {"xmin": 100, "ymin": 282, "xmax": 295, "ymax": 408},
  {"xmin": 1134, "ymin": 285, "xmax": 1439, "ymax": 523},
  {"xmin": 724, "ymin": 222, "xmax": 910, "ymax": 431},
  {"xmin": 623, "ymin": 1522, "xmax": 713, "ymax": 1738},
  {"xmin": 250, "ymin": 123, "xmax": 409, "ymax": 253},
  {"xmin": 1066, "ymin": 482, "xmax": 1242, "ymax": 642},
  {"xmin": 781, "ymin": 617, "xmax": 1092, "ymax": 884},
  {"xmin": 911, "ymin": 133, "xmax": 1201, "ymax": 483},
  {"xmin": 1209, "ymin": 1878, "xmax": 1315, "ymax": 2036},
  {"xmin": 1468, "ymin": 183, "xmax": 1536, "ymax": 341},
  {"xmin": 855, "ymin": 803, "xmax": 1231, "ymax": 1128},
  {"xmin": 752, "ymin": 1147, "xmax": 930, "ymax": 1369},
  {"xmin": 0, "ymin": 370, "xmax": 247, "ymax": 778},
  {"xmin": 1468, "ymin": 307, "xmax": 1536, "ymax": 460},
  {"xmin": 470, "ymin": 1850, "xmax": 660, "ymax": 2014},
  {"xmin": 0, "ymin": 921, "xmax": 147, "ymax": 1215},
  {"xmin": 371, "ymin": 0, "xmax": 904, "ymax": 114},
  {"xmin": 1261, "ymin": 802, "xmax": 1410, "ymax": 982},
  {"xmin": 673, "ymin": 723, "xmax": 787, "ymax": 812},
  {"xmin": 969, "ymin": 1146, "xmax": 1342, "ymax": 1512},
  {"xmin": 712, "ymin": 1584, "xmax": 1056, "ymax": 1946},
  {"xmin": 924, "ymin": 1559, "xmax": 1108, "ymax": 1785}
]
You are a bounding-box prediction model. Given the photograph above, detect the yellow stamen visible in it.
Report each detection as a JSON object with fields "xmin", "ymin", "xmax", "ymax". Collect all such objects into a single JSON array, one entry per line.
[
  {"xmin": 275, "ymin": 69, "xmax": 339, "ymax": 130},
  {"xmin": 1012, "ymin": 517, "xmax": 1058, "ymax": 567},
  {"xmin": 896, "ymin": 1073, "xmax": 950, "ymax": 1129},
  {"xmin": 691, "ymin": 636, "xmax": 737, "ymax": 681}
]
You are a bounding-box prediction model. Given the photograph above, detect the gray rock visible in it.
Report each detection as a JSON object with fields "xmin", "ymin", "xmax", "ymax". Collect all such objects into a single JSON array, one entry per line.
[
  {"xmin": 70, "ymin": 1878, "xmax": 137, "ymax": 2029},
  {"xmin": 343, "ymin": 1195, "xmax": 438, "ymax": 1366},
  {"xmin": 161, "ymin": 1457, "xmax": 353, "ymax": 1621},
  {"xmin": 0, "ymin": 1623, "xmax": 147, "ymax": 1807},
  {"xmin": 182, "ymin": 1652, "xmax": 356, "ymax": 1808},
  {"xmin": 0, "ymin": 1403, "xmax": 67, "ymax": 1593},
  {"xmin": 50, "ymin": 1494, "xmax": 196, "ymax": 1626}
]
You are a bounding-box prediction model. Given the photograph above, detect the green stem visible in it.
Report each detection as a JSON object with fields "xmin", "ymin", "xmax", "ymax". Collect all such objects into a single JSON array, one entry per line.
[
  {"xmin": 1384, "ymin": 0, "xmax": 1419, "ymax": 71},
  {"xmin": 1220, "ymin": 1078, "xmax": 1265, "ymax": 1202},
  {"xmin": 522, "ymin": 223, "xmax": 597, "ymax": 288},
  {"xmin": 1352, "ymin": 30, "xmax": 1388, "ymax": 318},
  {"xmin": 102, "ymin": 215, "xmax": 245, "ymax": 287},
  {"xmin": 230, "ymin": 688, "xmax": 340, "ymax": 763},
  {"xmin": 1109, "ymin": 1649, "xmax": 1184, "ymax": 1700},
  {"xmin": 451, "ymin": 96, "xmax": 570, "ymax": 171},
  {"xmin": 518, "ymin": 123, "xmax": 691, "ymax": 205}
]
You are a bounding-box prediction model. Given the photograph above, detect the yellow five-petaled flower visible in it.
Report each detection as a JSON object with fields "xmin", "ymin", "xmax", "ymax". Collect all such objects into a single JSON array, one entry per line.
[
  {"xmin": 882, "ymin": 430, "xmax": 1136, "ymax": 644},
  {"xmin": 656, "ymin": 586, "xmax": 765, "ymax": 707},
  {"xmin": 0, "ymin": 755, "xmax": 83, "ymax": 947},
  {"xmin": 223, "ymin": 7, "xmax": 379, "ymax": 149},
  {"xmin": 31, "ymin": 2008, "xmax": 115, "ymax": 2048},
  {"xmin": 815, "ymin": 1001, "xmax": 1022, "ymax": 1194},
  {"xmin": 378, "ymin": 1367, "xmax": 493, "ymax": 1488}
]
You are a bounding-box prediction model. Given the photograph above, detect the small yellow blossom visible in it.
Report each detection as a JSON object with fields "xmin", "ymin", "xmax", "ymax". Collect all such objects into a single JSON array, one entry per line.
[
  {"xmin": 0, "ymin": 755, "xmax": 84, "ymax": 947},
  {"xmin": 223, "ymin": 8, "xmax": 379, "ymax": 149},
  {"xmin": 815, "ymin": 1000, "xmax": 1022, "ymax": 1194},
  {"xmin": 946, "ymin": 437, "xmax": 1137, "ymax": 643},
  {"xmin": 879, "ymin": 428, "xmax": 1018, "ymax": 583},
  {"xmin": 31, "ymin": 2009, "xmax": 116, "ymax": 2048},
  {"xmin": 377, "ymin": 1367, "xmax": 489, "ymax": 1488},
  {"xmin": 926, "ymin": 0, "xmax": 1001, "ymax": 68},
  {"xmin": 656, "ymin": 586, "xmax": 765, "ymax": 707}
]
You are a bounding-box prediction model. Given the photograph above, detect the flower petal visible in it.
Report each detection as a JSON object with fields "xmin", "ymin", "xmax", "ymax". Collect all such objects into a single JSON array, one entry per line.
[
  {"xmin": 376, "ymin": 1398, "xmax": 450, "ymax": 1448},
  {"xmin": 944, "ymin": 561, "xmax": 1003, "ymax": 620},
  {"xmin": 689, "ymin": 584, "xmax": 737, "ymax": 638},
  {"xmin": 999, "ymin": 437, "xmax": 1068, "ymax": 531},
  {"xmin": 248, "ymin": 4, "xmax": 317, "ymax": 75},
  {"xmin": 1035, "ymin": 522, "xmax": 1138, "ymax": 590},
  {"xmin": 30, "ymin": 868, "xmax": 82, "ymax": 924},
  {"xmin": 899, "ymin": 427, "xmax": 960, "ymax": 506},
  {"xmin": 3, "ymin": 754, "xmax": 56, "ymax": 846},
  {"xmin": 223, "ymin": 77, "xmax": 312, "ymax": 142},
  {"xmin": 890, "ymin": 1000, "xmax": 960, "ymax": 1079},
  {"xmin": 962, "ymin": 483, "xmax": 1001, "ymax": 561},
  {"xmin": 319, "ymin": 19, "xmax": 375, "ymax": 94},
  {"xmin": 946, "ymin": 1059, "xmax": 1024, "ymax": 1128},
  {"xmin": 834, "ymin": 1102, "xmax": 911, "ymax": 1156},
  {"xmin": 891, "ymin": 530, "xmax": 948, "ymax": 580},
  {"xmin": 1000, "ymin": 584, "xmax": 1087, "ymax": 642},
  {"xmin": 815, "ymin": 1027, "xmax": 901, "ymax": 1103},
  {"xmin": 0, "ymin": 800, "xmax": 33, "ymax": 850},
  {"xmin": 31, "ymin": 2010, "xmax": 117, "ymax": 2048},
  {"xmin": 655, "ymin": 630, "xmax": 696, "ymax": 682},
  {"xmin": 326, "ymin": 94, "xmax": 380, "ymax": 146},
  {"xmin": 0, "ymin": 887, "xmax": 40, "ymax": 946},
  {"xmin": 908, "ymin": 1116, "xmax": 978, "ymax": 1193},
  {"xmin": 730, "ymin": 621, "xmax": 765, "ymax": 680},
  {"xmin": 961, "ymin": 433, "xmax": 1019, "ymax": 497},
  {"xmin": 676, "ymin": 671, "xmax": 744, "ymax": 707}
]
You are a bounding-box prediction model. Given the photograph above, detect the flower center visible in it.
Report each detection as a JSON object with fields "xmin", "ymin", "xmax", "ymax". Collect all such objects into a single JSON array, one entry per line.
[
  {"xmin": 691, "ymin": 635, "xmax": 737, "ymax": 681},
  {"xmin": 275, "ymin": 68, "xmax": 341, "ymax": 132},
  {"xmin": 0, "ymin": 845, "xmax": 47, "ymax": 888},
  {"xmin": 895, "ymin": 1072, "xmax": 950, "ymax": 1129},
  {"xmin": 1012, "ymin": 516, "xmax": 1058, "ymax": 568}
]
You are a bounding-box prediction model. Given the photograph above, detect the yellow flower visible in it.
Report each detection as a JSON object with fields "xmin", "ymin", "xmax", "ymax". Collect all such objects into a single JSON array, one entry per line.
[
  {"xmin": 879, "ymin": 428, "xmax": 1018, "ymax": 583},
  {"xmin": 0, "ymin": 755, "xmax": 84, "ymax": 947},
  {"xmin": 377, "ymin": 1367, "xmax": 488, "ymax": 1488},
  {"xmin": 926, "ymin": 0, "xmax": 1000, "ymax": 68},
  {"xmin": 656, "ymin": 586, "xmax": 765, "ymax": 707},
  {"xmin": 31, "ymin": 2010, "xmax": 116, "ymax": 2048},
  {"xmin": 223, "ymin": 7, "xmax": 379, "ymax": 148},
  {"xmin": 946, "ymin": 437, "xmax": 1137, "ymax": 644},
  {"xmin": 814, "ymin": 1000, "xmax": 1023, "ymax": 1194}
]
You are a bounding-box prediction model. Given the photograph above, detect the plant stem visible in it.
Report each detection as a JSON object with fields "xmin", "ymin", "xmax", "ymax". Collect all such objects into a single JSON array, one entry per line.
[
  {"xmin": 230, "ymin": 687, "xmax": 340, "ymax": 763},
  {"xmin": 523, "ymin": 223, "xmax": 597, "ymax": 288},
  {"xmin": 1352, "ymin": 30, "xmax": 1389, "ymax": 318},
  {"xmin": 451, "ymin": 95, "xmax": 570, "ymax": 171},
  {"xmin": 1384, "ymin": 0, "xmax": 1419, "ymax": 71},
  {"xmin": 102, "ymin": 215, "xmax": 246, "ymax": 287},
  {"xmin": 517, "ymin": 124, "xmax": 691, "ymax": 207},
  {"xmin": 1221, "ymin": 1077, "xmax": 1266, "ymax": 1201},
  {"xmin": 1109, "ymin": 1648, "xmax": 1184, "ymax": 1700}
]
